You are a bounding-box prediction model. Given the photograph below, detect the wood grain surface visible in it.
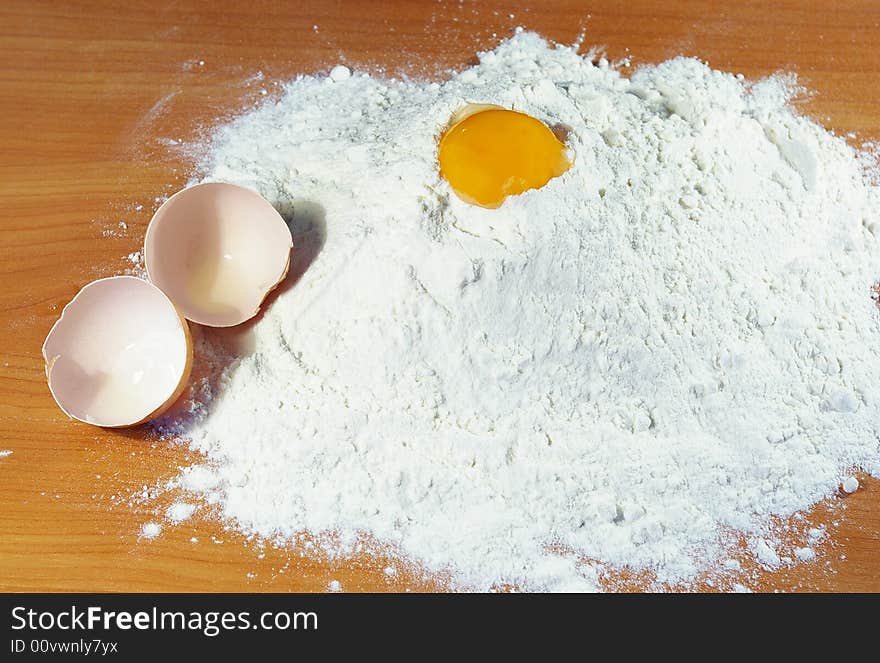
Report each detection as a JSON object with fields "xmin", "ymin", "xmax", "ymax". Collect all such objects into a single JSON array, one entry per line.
[{"xmin": 1, "ymin": 0, "xmax": 878, "ymax": 593}]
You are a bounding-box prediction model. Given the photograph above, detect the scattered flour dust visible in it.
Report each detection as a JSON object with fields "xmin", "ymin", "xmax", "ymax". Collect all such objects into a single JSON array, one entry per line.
[
  {"xmin": 165, "ymin": 501, "xmax": 197, "ymax": 524},
  {"xmin": 140, "ymin": 522, "xmax": 162, "ymax": 540},
  {"xmin": 156, "ymin": 32, "xmax": 880, "ymax": 591}
]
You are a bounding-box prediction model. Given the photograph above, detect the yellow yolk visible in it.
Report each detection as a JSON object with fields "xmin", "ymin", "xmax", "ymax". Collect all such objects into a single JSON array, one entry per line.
[{"xmin": 438, "ymin": 107, "xmax": 571, "ymax": 208}]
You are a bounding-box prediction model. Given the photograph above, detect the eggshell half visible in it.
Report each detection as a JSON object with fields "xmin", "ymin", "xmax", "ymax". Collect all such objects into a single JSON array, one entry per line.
[
  {"xmin": 144, "ymin": 182, "xmax": 293, "ymax": 327},
  {"xmin": 42, "ymin": 276, "xmax": 193, "ymax": 427}
]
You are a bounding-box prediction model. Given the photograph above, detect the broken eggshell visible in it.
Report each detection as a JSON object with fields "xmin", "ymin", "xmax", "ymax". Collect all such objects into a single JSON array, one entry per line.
[
  {"xmin": 42, "ymin": 276, "xmax": 193, "ymax": 427},
  {"xmin": 144, "ymin": 182, "xmax": 293, "ymax": 327}
]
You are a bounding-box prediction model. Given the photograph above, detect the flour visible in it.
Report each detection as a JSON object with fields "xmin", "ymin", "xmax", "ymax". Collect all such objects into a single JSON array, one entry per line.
[
  {"xmin": 166, "ymin": 501, "xmax": 197, "ymax": 523},
  {"xmin": 140, "ymin": 522, "xmax": 162, "ymax": 540},
  {"xmin": 794, "ymin": 546, "xmax": 816, "ymax": 562},
  {"xmin": 158, "ymin": 32, "xmax": 880, "ymax": 591}
]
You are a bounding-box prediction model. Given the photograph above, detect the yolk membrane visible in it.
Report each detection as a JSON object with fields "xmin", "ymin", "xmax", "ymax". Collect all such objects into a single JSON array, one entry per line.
[{"xmin": 438, "ymin": 107, "xmax": 571, "ymax": 208}]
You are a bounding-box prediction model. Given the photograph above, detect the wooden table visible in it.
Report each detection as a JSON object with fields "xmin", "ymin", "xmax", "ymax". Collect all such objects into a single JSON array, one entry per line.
[{"xmin": 1, "ymin": 0, "xmax": 878, "ymax": 592}]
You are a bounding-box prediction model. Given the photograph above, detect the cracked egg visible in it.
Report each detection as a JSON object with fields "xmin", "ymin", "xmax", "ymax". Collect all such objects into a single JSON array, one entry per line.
[
  {"xmin": 42, "ymin": 276, "xmax": 192, "ymax": 427},
  {"xmin": 145, "ymin": 182, "xmax": 293, "ymax": 328}
]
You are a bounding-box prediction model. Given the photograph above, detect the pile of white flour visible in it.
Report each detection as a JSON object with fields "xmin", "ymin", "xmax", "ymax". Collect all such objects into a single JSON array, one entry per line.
[{"xmin": 160, "ymin": 32, "xmax": 880, "ymax": 591}]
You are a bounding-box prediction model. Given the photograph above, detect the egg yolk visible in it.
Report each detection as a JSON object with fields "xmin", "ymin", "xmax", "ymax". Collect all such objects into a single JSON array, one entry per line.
[{"xmin": 438, "ymin": 108, "xmax": 571, "ymax": 208}]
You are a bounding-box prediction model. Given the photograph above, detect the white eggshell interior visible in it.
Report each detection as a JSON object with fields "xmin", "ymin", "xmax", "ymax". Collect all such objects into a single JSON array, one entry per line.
[
  {"xmin": 42, "ymin": 276, "xmax": 192, "ymax": 427},
  {"xmin": 144, "ymin": 182, "xmax": 293, "ymax": 327}
]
